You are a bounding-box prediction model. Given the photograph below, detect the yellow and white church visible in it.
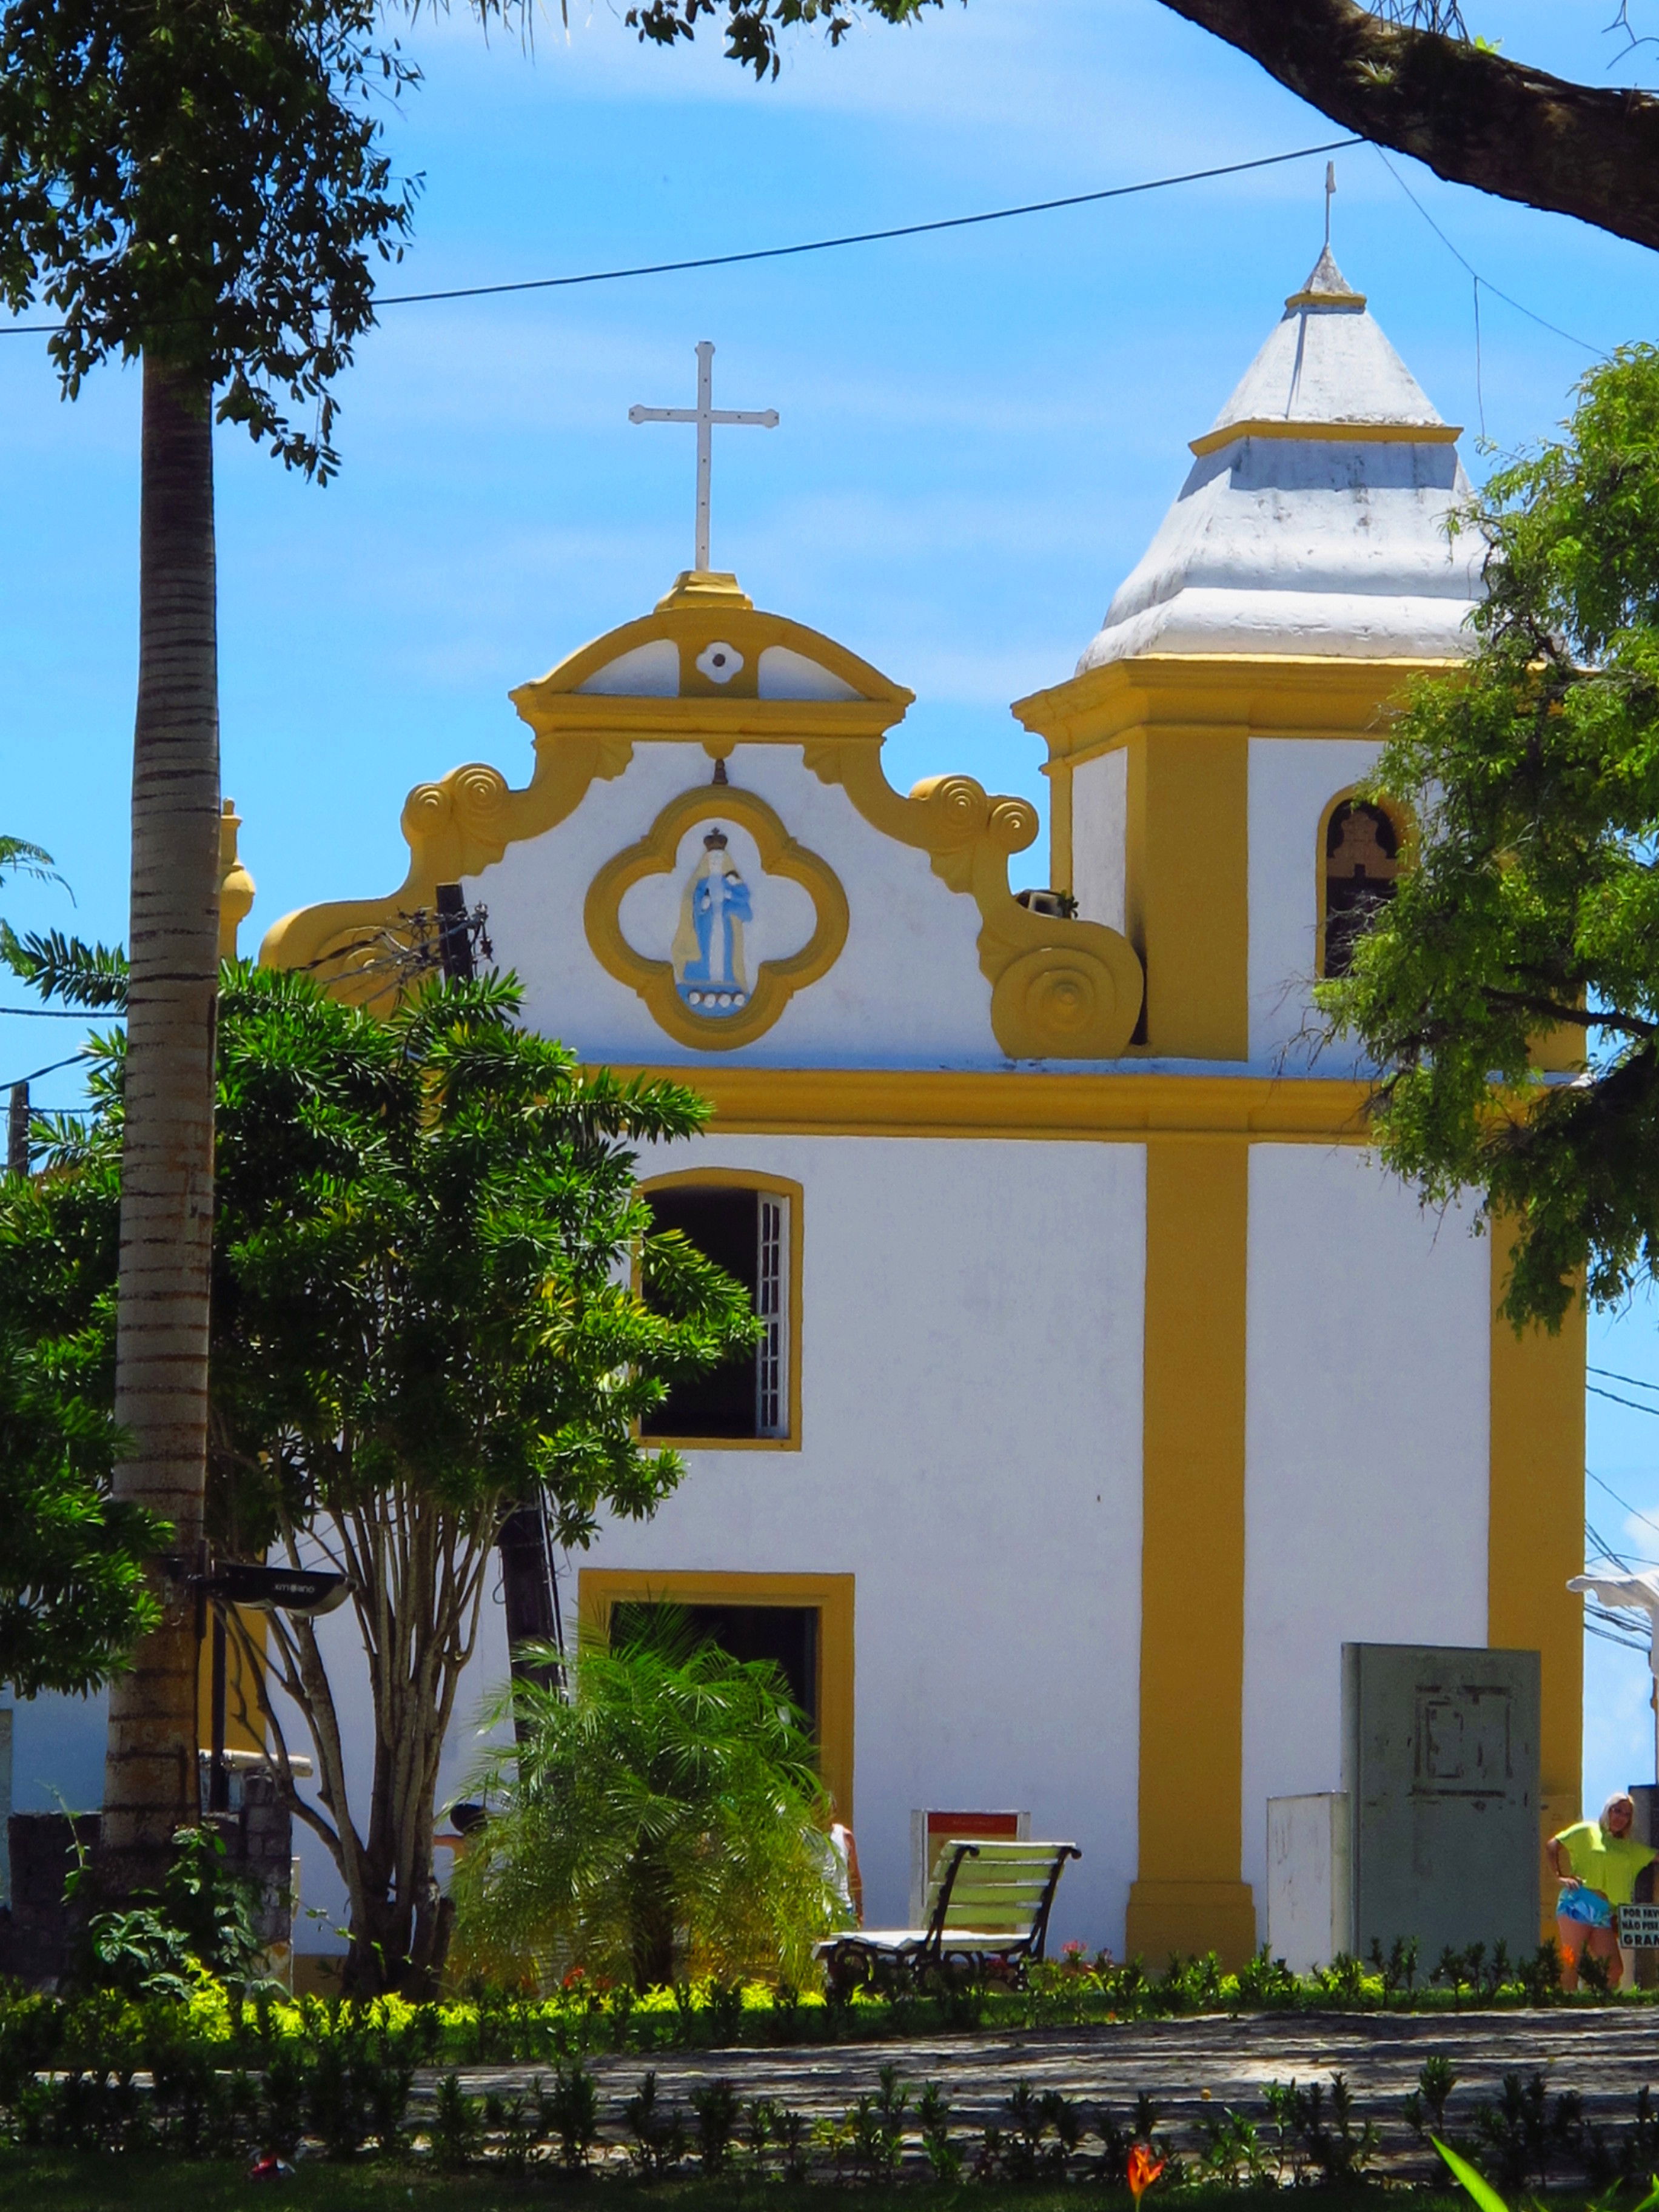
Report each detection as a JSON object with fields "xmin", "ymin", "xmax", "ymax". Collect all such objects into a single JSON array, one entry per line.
[{"xmin": 261, "ymin": 245, "xmax": 1585, "ymax": 1966}]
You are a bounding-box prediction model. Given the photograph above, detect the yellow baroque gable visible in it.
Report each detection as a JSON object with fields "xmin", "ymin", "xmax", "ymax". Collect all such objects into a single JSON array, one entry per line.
[{"xmin": 259, "ymin": 575, "xmax": 1145, "ymax": 1059}]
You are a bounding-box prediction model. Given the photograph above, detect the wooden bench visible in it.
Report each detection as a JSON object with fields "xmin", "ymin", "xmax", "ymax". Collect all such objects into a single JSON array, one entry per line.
[{"xmin": 816, "ymin": 1837, "xmax": 1080, "ymax": 1992}]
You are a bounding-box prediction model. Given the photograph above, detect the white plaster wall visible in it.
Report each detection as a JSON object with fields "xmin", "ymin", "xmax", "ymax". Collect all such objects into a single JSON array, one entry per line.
[
  {"xmin": 1241, "ymin": 1145, "xmax": 1490, "ymax": 1940},
  {"xmin": 1071, "ymin": 750, "xmax": 1128, "ymax": 933},
  {"xmin": 1248, "ymin": 736, "xmax": 1381, "ymax": 1070},
  {"xmin": 583, "ymin": 1133, "xmax": 1148, "ymax": 1952},
  {"xmin": 466, "ymin": 740, "xmax": 1002, "ymax": 1070}
]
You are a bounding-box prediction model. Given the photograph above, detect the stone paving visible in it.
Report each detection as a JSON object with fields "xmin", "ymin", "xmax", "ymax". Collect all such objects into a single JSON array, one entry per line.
[{"xmin": 427, "ymin": 2008, "xmax": 1659, "ymax": 2162}]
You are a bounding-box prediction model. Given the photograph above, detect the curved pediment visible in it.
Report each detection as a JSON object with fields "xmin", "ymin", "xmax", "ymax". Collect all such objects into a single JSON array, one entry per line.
[{"xmin": 510, "ymin": 570, "xmax": 913, "ymax": 742}]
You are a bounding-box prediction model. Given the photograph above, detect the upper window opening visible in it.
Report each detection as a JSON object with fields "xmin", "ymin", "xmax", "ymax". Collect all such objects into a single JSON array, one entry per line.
[
  {"xmin": 1322, "ymin": 799, "xmax": 1401, "ymax": 978},
  {"xmin": 643, "ymin": 1184, "xmax": 789, "ymax": 1441}
]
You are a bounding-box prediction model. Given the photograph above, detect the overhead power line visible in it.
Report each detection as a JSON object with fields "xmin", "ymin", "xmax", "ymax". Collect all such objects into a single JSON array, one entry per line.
[
  {"xmin": 1589, "ymin": 1467, "xmax": 1659, "ymax": 1541},
  {"xmin": 0, "ymin": 138, "xmax": 1365, "ymax": 336},
  {"xmin": 370, "ymin": 139, "xmax": 1366, "ymax": 308},
  {"xmin": 1589, "ymin": 1381, "xmax": 1659, "ymax": 1418},
  {"xmin": 1372, "ymin": 143, "xmax": 1598, "ymax": 356},
  {"xmin": 0, "ymin": 1048, "xmax": 94, "ymax": 1090},
  {"xmin": 1590, "ymin": 1364, "xmax": 1659, "ymax": 1397}
]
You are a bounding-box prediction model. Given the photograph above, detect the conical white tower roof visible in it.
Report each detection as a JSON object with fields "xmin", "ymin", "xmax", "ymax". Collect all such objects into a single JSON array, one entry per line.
[{"xmin": 1076, "ymin": 248, "xmax": 1482, "ymax": 669}]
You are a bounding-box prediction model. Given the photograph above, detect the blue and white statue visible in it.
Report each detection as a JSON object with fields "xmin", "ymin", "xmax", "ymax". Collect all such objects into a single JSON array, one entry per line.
[{"xmin": 672, "ymin": 826, "xmax": 753, "ymax": 1013}]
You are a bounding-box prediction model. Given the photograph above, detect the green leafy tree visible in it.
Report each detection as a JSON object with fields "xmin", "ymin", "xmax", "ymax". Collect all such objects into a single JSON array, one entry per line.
[
  {"xmin": 1317, "ymin": 346, "xmax": 1659, "ymax": 1330},
  {"xmin": 0, "ymin": 837, "xmax": 158, "ymax": 1700},
  {"xmin": 0, "ymin": 964, "xmax": 758, "ymax": 1994},
  {"xmin": 0, "ymin": 1342, "xmax": 163, "ymax": 1698},
  {"xmin": 0, "ymin": 0, "xmax": 424, "ymax": 1893},
  {"xmin": 451, "ymin": 1612, "xmax": 848, "ymax": 1991}
]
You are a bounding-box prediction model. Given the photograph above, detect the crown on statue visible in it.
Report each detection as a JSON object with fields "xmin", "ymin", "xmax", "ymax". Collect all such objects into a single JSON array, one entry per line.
[{"xmin": 703, "ymin": 826, "xmax": 729, "ymax": 851}]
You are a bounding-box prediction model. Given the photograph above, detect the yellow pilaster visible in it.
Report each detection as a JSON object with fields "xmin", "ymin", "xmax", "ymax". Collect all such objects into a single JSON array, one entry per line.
[
  {"xmin": 1124, "ymin": 729, "xmax": 1250, "ymax": 1057},
  {"xmin": 1487, "ymin": 1222, "xmax": 1585, "ymax": 1934},
  {"xmin": 1127, "ymin": 1136, "xmax": 1258, "ymax": 1967}
]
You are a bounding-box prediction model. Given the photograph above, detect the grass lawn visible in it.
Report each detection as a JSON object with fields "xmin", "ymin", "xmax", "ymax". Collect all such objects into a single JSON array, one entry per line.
[{"xmin": 0, "ymin": 2165, "xmax": 1488, "ymax": 2212}]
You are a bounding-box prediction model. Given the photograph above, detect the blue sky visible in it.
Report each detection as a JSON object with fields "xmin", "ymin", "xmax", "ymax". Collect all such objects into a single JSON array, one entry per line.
[{"xmin": 3, "ymin": 0, "xmax": 1658, "ymax": 1810}]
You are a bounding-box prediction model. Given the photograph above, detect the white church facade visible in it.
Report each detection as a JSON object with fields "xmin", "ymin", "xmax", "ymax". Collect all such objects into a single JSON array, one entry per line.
[{"xmin": 250, "ymin": 247, "xmax": 1580, "ymax": 1963}]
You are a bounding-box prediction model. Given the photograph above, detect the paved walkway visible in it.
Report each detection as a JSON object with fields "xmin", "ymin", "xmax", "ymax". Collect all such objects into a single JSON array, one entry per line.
[{"xmin": 432, "ymin": 2008, "xmax": 1659, "ymax": 2164}]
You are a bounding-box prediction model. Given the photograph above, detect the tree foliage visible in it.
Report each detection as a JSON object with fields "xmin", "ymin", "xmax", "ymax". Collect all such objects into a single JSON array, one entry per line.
[
  {"xmin": 625, "ymin": 0, "xmax": 940, "ymax": 79},
  {"xmin": 0, "ymin": 1342, "xmax": 164, "ymax": 1698},
  {"xmin": 452, "ymin": 1613, "xmax": 848, "ymax": 1992},
  {"xmin": 1318, "ymin": 346, "xmax": 1659, "ymax": 1330},
  {"xmin": 0, "ymin": 0, "xmax": 423, "ymax": 477},
  {"xmin": 0, "ymin": 838, "xmax": 158, "ymax": 1700},
  {"xmin": 0, "ymin": 962, "xmax": 759, "ymax": 1992}
]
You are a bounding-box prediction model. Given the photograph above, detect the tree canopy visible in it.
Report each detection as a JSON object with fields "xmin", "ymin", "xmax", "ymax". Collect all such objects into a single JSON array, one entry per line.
[
  {"xmin": 0, "ymin": 962, "xmax": 759, "ymax": 1993},
  {"xmin": 1317, "ymin": 346, "xmax": 1659, "ymax": 1332},
  {"xmin": 0, "ymin": 1343, "xmax": 163, "ymax": 1700},
  {"xmin": 0, "ymin": 839, "xmax": 158, "ymax": 1701},
  {"xmin": 0, "ymin": 0, "xmax": 421, "ymax": 477}
]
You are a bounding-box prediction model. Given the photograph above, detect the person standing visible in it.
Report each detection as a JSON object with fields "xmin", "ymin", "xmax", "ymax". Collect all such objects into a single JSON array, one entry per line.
[{"xmin": 1549, "ymin": 1794, "xmax": 1657, "ymax": 1989}]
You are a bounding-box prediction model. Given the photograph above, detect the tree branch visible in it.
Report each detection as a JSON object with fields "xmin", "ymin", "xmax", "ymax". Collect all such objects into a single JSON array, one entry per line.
[{"xmin": 1158, "ymin": 0, "xmax": 1659, "ymax": 250}]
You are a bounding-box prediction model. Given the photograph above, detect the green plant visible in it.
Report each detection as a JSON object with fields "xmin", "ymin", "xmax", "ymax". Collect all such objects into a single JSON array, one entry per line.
[
  {"xmin": 776, "ymin": 2103, "xmax": 811, "ymax": 2181},
  {"xmin": 1235, "ymin": 1946, "xmax": 1301, "ymax": 2008},
  {"xmin": 1198, "ymin": 2106, "xmax": 1265, "ymax": 2184},
  {"xmin": 542, "ymin": 2056, "xmax": 600, "ymax": 2170},
  {"xmin": 1369, "ymin": 1934, "xmax": 1421, "ymax": 1999},
  {"xmin": 1517, "ymin": 1939, "xmax": 1563, "ymax": 2005},
  {"xmin": 1315, "ymin": 1951, "xmax": 1368, "ymax": 2005},
  {"xmin": 1404, "ymin": 2052, "xmax": 1460, "ymax": 2139},
  {"xmin": 624, "ymin": 2068, "xmax": 686, "ymax": 2177},
  {"xmin": 1285, "ymin": 2073, "xmax": 1378, "ymax": 2183},
  {"xmin": 1472, "ymin": 2071, "xmax": 1583, "ymax": 2194},
  {"xmin": 691, "ymin": 2076, "xmax": 740, "ymax": 2173},
  {"xmin": 917, "ymin": 2081, "xmax": 960, "ymax": 2182},
  {"xmin": 79, "ymin": 1827, "xmax": 265, "ymax": 2002},
  {"xmin": 452, "ymin": 1607, "xmax": 849, "ymax": 1991},
  {"xmin": 483, "ymin": 2085, "xmax": 545, "ymax": 2175},
  {"xmin": 845, "ymin": 2065, "xmax": 908, "ymax": 2183},
  {"xmin": 260, "ymin": 2040, "xmax": 309, "ymax": 2159},
  {"xmin": 427, "ymin": 2072, "xmax": 483, "ymax": 2173}
]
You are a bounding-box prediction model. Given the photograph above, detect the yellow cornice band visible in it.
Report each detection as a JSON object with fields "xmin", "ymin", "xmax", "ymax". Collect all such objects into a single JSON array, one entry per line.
[
  {"xmin": 1188, "ymin": 417, "xmax": 1463, "ymax": 458},
  {"xmin": 612, "ymin": 1064, "xmax": 1373, "ymax": 1143},
  {"xmin": 1013, "ymin": 651, "xmax": 1464, "ymax": 769}
]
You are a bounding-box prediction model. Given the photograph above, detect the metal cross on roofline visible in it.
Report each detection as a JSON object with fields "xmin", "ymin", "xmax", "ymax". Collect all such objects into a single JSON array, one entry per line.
[{"xmin": 629, "ymin": 340, "xmax": 779, "ymax": 575}]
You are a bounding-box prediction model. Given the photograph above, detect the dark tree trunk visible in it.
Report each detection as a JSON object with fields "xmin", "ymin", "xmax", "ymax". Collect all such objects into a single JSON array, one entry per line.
[
  {"xmin": 98, "ymin": 355, "xmax": 220, "ymax": 1898},
  {"xmin": 1159, "ymin": 0, "xmax": 1659, "ymax": 253}
]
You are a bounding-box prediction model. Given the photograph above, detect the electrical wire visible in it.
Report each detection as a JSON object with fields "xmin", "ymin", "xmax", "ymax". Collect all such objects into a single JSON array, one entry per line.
[
  {"xmin": 1591, "ymin": 1365, "xmax": 1659, "ymax": 1396},
  {"xmin": 0, "ymin": 1004, "xmax": 120, "ymax": 1019},
  {"xmin": 1590, "ymin": 1382, "xmax": 1659, "ymax": 1417},
  {"xmin": 1372, "ymin": 142, "xmax": 1598, "ymax": 355},
  {"xmin": 0, "ymin": 1049, "xmax": 93, "ymax": 1090},
  {"xmin": 1589, "ymin": 1467, "xmax": 1659, "ymax": 1541},
  {"xmin": 0, "ymin": 138, "xmax": 1366, "ymax": 336}
]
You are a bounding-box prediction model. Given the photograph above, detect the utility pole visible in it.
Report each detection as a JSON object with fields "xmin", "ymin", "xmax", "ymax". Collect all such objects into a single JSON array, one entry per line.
[
  {"xmin": 7, "ymin": 1082, "xmax": 28, "ymax": 1178},
  {"xmin": 432, "ymin": 883, "xmax": 561, "ymax": 1717}
]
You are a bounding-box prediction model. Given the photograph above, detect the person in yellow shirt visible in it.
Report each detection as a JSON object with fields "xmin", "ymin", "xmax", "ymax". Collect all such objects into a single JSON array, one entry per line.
[{"xmin": 1549, "ymin": 1794, "xmax": 1657, "ymax": 1989}]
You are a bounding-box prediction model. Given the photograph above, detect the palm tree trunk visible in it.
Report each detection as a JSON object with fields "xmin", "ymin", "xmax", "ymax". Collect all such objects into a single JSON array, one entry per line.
[{"xmin": 98, "ymin": 354, "xmax": 221, "ymax": 1897}]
